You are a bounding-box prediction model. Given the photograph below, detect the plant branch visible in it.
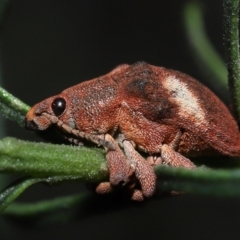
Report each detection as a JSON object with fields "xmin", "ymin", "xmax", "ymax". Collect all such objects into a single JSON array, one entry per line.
[{"xmin": 223, "ymin": 0, "xmax": 240, "ymax": 121}]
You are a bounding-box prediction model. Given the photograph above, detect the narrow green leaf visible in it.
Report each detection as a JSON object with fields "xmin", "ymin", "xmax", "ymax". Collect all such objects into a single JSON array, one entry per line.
[
  {"xmin": 0, "ymin": 87, "xmax": 30, "ymax": 126},
  {"xmin": 183, "ymin": 2, "xmax": 227, "ymax": 86},
  {"xmin": 0, "ymin": 178, "xmax": 43, "ymax": 213},
  {"xmin": 0, "ymin": 102, "xmax": 26, "ymax": 127},
  {"xmin": 0, "ymin": 137, "xmax": 108, "ymax": 181},
  {"xmin": 0, "ymin": 87, "xmax": 30, "ymax": 115},
  {"xmin": 0, "ymin": 176, "xmax": 85, "ymax": 213},
  {"xmin": 4, "ymin": 192, "xmax": 89, "ymax": 217}
]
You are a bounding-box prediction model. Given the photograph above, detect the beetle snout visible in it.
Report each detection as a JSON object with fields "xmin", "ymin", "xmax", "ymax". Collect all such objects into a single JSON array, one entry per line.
[
  {"xmin": 24, "ymin": 117, "xmax": 39, "ymax": 130},
  {"xmin": 25, "ymin": 106, "xmax": 39, "ymax": 130},
  {"xmin": 24, "ymin": 103, "xmax": 52, "ymax": 131}
]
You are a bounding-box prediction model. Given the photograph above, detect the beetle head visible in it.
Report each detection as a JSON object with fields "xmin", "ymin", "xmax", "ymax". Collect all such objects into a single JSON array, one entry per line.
[{"xmin": 25, "ymin": 94, "xmax": 69, "ymax": 131}]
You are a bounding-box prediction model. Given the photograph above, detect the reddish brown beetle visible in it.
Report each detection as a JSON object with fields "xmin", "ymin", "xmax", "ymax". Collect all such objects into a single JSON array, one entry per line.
[{"xmin": 25, "ymin": 62, "xmax": 240, "ymax": 200}]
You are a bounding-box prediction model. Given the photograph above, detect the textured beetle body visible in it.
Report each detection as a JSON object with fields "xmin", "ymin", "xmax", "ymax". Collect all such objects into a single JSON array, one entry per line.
[
  {"xmin": 117, "ymin": 63, "xmax": 240, "ymax": 156},
  {"xmin": 25, "ymin": 62, "xmax": 240, "ymax": 200}
]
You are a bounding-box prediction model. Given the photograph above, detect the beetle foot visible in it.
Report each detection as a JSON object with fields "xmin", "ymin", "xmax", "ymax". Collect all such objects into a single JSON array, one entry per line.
[
  {"xmin": 95, "ymin": 134, "xmax": 142, "ymax": 199},
  {"xmin": 131, "ymin": 189, "xmax": 144, "ymax": 201},
  {"xmin": 96, "ymin": 134, "xmax": 157, "ymax": 200},
  {"xmin": 95, "ymin": 182, "xmax": 113, "ymax": 194}
]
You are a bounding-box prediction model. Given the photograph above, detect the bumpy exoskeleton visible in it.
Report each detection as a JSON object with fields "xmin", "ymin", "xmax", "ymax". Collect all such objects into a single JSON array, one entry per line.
[{"xmin": 25, "ymin": 62, "xmax": 240, "ymax": 200}]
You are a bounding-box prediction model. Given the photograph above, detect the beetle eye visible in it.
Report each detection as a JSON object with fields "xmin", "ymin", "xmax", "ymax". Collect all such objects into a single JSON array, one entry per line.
[{"xmin": 51, "ymin": 98, "xmax": 66, "ymax": 117}]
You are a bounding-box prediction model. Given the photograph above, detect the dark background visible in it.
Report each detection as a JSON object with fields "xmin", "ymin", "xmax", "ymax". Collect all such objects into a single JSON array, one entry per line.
[{"xmin": 1, "ymin": 0, "xmax": 240, "ymax": 239}]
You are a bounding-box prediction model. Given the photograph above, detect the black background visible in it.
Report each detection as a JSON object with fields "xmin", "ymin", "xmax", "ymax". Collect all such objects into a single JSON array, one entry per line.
[{"xmin": 1, "ymin": 0, "xmax": 240, "ymax": 240}]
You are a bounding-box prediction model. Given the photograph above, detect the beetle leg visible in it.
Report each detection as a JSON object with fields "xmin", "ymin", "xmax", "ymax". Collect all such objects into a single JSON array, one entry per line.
[
  {"xmin": 146, "ymin": 130, "xmax": 182, "ymax": 166},
  {"xmin": 42, "ymin": 112, "xmax": 115, "ymax": 150},
  {"xmin": 104, "ymin": 134, "xmax": 134, "ymax": 185},
  {"xmin": 61, "ymin": 135, "xmax": 84, "ymax": 146},
  {"xmin": 96, "ymin": 134, "xmax": 134, "ymax": 195},
  {"xmin": 161, "ymin": 144, "xmax": 196, "ymax": 169},
  {"xmin": 117, "ymin": 134, "xmax": 156, "ymax": 199},
  {"xmin": 168, "ymin": 130, "xmax": 182, "ymax": 150}
]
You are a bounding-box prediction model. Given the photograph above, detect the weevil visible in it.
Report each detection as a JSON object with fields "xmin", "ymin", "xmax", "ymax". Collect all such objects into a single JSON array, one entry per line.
[{"xmin": 25, "ymin": 62, "xmax": 240, "ymax": 200}]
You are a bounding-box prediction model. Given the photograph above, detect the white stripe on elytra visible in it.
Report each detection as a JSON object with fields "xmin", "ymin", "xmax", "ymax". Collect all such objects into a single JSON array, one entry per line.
[{"xmin": 163, "ymin": 76, "xmax": 206, "ymax": 125}]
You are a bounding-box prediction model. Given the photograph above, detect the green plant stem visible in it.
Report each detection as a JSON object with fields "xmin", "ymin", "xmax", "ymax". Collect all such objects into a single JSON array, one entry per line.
[
  {"xmin": 223, "ymin": 0, "xmax": 240, "ymax": 121},
  {"xmin": 4, "ymin": 193, "xmax": 89, "ymax": 217},
  {"xmin": 0, "ymin": 137, "xmax": 107, "ymax": 180},
  {"xmin": 183, "ymin": 2, "xmax": 227, "ymax": 86},
  {"xmin": 0, "ymin": 137, "xmax": 107, "ymax": 213},
  {"xmin": 156, "ymin": 166, "xmax": 240, "ymax": 196},
  {"xmin": 0, "ymin": 87, "xmax": 30, "ymax": 126}
]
